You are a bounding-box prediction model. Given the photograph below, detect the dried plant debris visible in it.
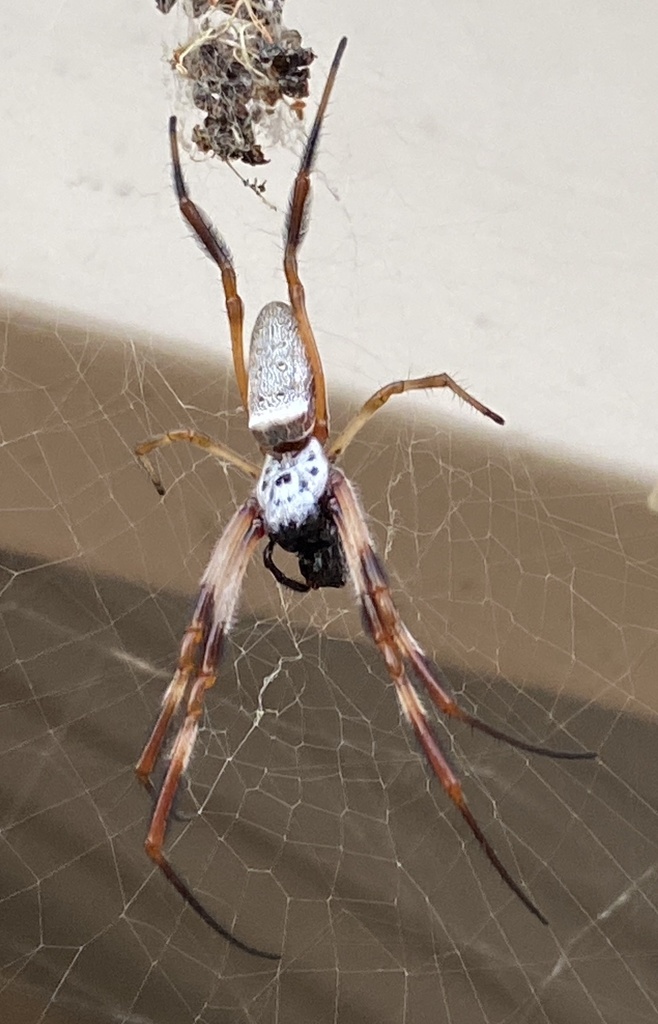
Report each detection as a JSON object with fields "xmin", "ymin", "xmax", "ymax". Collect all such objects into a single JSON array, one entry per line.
[{"xmin": 162, "ymin": 1, "xmax": 315, "ymax": 168}]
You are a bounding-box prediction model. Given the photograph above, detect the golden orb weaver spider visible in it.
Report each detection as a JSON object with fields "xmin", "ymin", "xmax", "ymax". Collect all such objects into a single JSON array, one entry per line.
[{"xmin": 135, "ymin": 37, "xmax": 596, "ymax": 959}]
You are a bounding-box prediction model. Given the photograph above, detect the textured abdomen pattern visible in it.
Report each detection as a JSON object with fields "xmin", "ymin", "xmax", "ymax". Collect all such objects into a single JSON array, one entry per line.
[{"xmin": 248, "ymin": 301, "xmax": 315, "ymax": 447}]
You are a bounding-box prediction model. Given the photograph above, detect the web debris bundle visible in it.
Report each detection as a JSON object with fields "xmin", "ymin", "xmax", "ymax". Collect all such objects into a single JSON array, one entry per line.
[{"xmin": 159, "ymin": 0, "xmax": 315, "ymax": 167}]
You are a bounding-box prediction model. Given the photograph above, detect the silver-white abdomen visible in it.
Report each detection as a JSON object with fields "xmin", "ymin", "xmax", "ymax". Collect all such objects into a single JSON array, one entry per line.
[
  {"xmin": 248, "ymin": 301, "xmax": 315, "ymax": 448},
  {"xmin": 257, "ymin": 438, "xmax": 329, "ymax": 533}
]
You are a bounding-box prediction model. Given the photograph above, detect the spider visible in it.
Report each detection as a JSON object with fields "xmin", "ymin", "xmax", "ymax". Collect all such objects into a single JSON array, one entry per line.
[{"xmin": 135, "ymin": 37, "xmax": 596, "ymax": 960}]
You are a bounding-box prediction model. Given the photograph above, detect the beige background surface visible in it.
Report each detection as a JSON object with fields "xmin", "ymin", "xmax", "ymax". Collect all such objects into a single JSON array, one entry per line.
[{"xmin": 1, "ymin": 2, "xmax": 657, "ymax": 473}]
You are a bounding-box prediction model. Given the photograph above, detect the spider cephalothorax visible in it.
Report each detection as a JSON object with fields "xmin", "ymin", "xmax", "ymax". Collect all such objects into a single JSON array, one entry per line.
[
  {"xmin": 256, "ymin": 438, "xmax": 346, "ymax": 591},
  {"xmin": 135, "ymin": 37, "xmax": 596, "ymax": 962}
]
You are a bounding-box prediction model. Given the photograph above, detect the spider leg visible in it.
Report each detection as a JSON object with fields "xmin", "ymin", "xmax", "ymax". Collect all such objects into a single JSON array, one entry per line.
[
  {"xmin": 283, "ymin": 37, "xmax": 348, "ymax": 445},
  {"xmin": 135, "ymin": 586, "xmax": 212, "ymax": 799},
  {"xmin": 330, "ymin": 471, "xmax": 595, "ymax": 924},
  {"xmin": 137, "ymin": 499, "xmax": 279, "ymax": 960},
  {"xmin": 169, "ymin": 116, "xmax": 249, "ymax": 407},
  {"xmin": 148, "ymin": 769, "xmax": 196, "ymax": 824},
  {"xmin": 329, "ymin": 374, "xmax": 504, "ymax": 461},
  {"xmin": 263, "ymin": 538, "xmax": 310, "ymax": 593},
  {"xmin": 135, "ymin": 428, "xmax": 259, "ymax": 496},
  {"xmin": 399, "ymin": 630, "xmax": 597, "ymax": 761},
  {"xmin": 379, "ymin": 638, "xmax": 549, "ymax": 926},
  {"xmin": 135, "ymin": 586, "xmax": 224, "ymax": 824}
]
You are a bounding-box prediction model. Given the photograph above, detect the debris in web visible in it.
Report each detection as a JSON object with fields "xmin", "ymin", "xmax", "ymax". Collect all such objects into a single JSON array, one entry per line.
[{"xmin": 158, "ymin": 0, "xmax": 315, "ymax": 198}]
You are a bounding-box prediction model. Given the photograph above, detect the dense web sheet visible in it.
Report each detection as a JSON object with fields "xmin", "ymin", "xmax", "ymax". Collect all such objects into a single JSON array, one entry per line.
[
  {"xmin": 1, "ymin": 307, "xmax": 657, "ymax": 1024},
  {"xmin": 2, "ymin": 3, "xmax": 658, "ymax": 1021}
]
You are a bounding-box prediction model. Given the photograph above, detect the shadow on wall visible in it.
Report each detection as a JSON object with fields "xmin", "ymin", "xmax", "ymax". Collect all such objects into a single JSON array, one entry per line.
[
  {"xmin": 1, "ymin": 299, "xmax": 657, "ymax": 1023},
  {"xmin": 3, "ymin": 299, "xmax": 656, "ymax": 713}
]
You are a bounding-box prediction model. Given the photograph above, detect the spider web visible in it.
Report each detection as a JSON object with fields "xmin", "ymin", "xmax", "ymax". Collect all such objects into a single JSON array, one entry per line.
[{"xmin": 1, "ymin": 4, "xmax": 658, "ymax": 1024}]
